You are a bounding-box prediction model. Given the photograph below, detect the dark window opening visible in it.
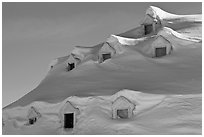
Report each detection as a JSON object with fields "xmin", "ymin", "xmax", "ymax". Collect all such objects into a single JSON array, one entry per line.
[
  {"xmin": 64, "ymin": 113, "xmax": 74, "ymax": 129},
  {"xmin": 155, "ymin": 47, "xmax": 167, "ymax": 57},
  {"xmin": 29, "ymin": 117, "xmax": 37, "ymax": 125},
  {"xmin": 68, "ymin": 63, "xmax": 75, "ymax": 71},
  {"xmin": 144, "ymin": 24, "xmax": 153, "ymax": 35},
  {"xmin": 102, "ymin": 53, "xmax": 111, "ymax": 62},
  {"xmin": 117, "ymin": 109, "xmax": 128, "ymax": 119}
]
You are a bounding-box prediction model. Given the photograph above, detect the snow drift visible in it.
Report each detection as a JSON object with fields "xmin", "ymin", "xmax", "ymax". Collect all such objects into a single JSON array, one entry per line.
[
  {"xmin": 2, "ymin": 89, "xmax": 201, "ymax": 135},
  {"xmin": 2, "ymin": 5, "xmax": 202, "ymax": 135},
  {"xmin": 146, "ymin": 6, "xmax": 201, "ymax": 22},
  {"xmin": 158, "ymin": 27, "xmax": 201, "ymax": 43},
  {"xmin": 108, "ymin": 34, "xmax": 150, "ymax": 46},
  {"xmin": 70, "ymin": 44, "xmax": 102, "ymax": 62}
]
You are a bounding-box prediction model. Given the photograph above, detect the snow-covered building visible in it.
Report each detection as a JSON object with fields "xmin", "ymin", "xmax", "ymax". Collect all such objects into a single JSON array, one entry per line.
[
  {"xmin": 158, "ymin": 27, "xmax": 201, "ymax": 44},
  {"xmin": 135, "ymin": 35, "xmax": 173, "ymax": 58},
  {"xmin": 112, "ymin": 96, "xmax": 136, "ymax": 119},
  {"xmin": 140, "ymin": 14, "xmax": 162, "ymax": 35},
  {"xmin": 98, "ymin": 42, "xmax": 116, "ymax": 63},
  {"xmin": 27, "ymin": 106, "xmax": 41, "ymax": 125},
  {"xmin": 142, "ymin": 6, "xmax": 201, "ymax": 32},
  {"xmin": 151, "ymin": 35, "xmax": 172, "ymax": 57},
  {"xmin": 59, "ymin": 101, "xmax": 80, "ymax": 129},
  {"xmin": 66, "ymin": 54, "xmax": 81, "ymax": 71},
  {"xmin": 106, "ymin": 35, "xmax": 126, "ymax": 53}
]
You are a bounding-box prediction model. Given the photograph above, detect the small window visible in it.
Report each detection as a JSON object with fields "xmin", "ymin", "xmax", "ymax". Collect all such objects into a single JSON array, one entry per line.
[
  {"xmin": 68, "ymin": 63, "xmax": 75, "ymax": 71},
  {"xmin": 29, "ymin": 117, "xmax": 37, "ymax": 125},
  {"xmin": 117, "ymin": 109, "xmax": 128, "ymax": 119},
  {"xmin": 102, "ymin": 53, "xmax": 111, "ymax": 62},
  {"xmin": 155, "ymin": 47, "xmax": 167, "ymax": 57},
  {"xmin": 144, "ymin": 24, "xmax": 153, "ymax": 35}
]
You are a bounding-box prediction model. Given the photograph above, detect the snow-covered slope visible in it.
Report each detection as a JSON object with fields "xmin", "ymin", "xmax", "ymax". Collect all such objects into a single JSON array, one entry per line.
[
  {"xmin": 3, "ymin": 5, "xmax": 202, "ymax": 135},
  {"xmin": 3, "ymin": 90, "xmax": 201, "ymax": 135},
  {"xmin": 120, "ymin": 6, "xmax": 201, "ymax": 39},
  {"xmin": 4, "ymin": 37, "xmax": 201, "ymax": 108},
  {"xmin": 107, "ymin": 26, "xmax": 201, "ymax": 48}
]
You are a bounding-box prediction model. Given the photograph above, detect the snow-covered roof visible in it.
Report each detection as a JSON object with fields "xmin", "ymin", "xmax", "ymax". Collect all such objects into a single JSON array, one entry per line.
[
  {"xmin": 112, "ymin": 96, "xmax": 135, "ymax": 109},
  {"xmin": 140, "ymin": 14, "xmax": 158, "ymax": 25},
  {"xmin": 146, "ymin": 6, "xmax": 180, "ymax": 20},
  {"xmin": 157, "ymin": 27, "xmax": 201, "ymax": 43},
  {"xmin": 60, "ymin": 101, "xmax": 79, "ymax": 113},
  {"xmin": 27, "ymin": 106, "xmax": 41, "ymax": 119},
  {"xmin": 71, "ymin": 45, "xmax": 100, "ymax": 61},
  {"xmin": 110, "ymin": 34, "xmax": 150, "ymax": 45},
  {"xmin": 67, "ymin": 54, "xmax": 79, "ymax": 64},
  {"xmin": 145, "ymin": 6, "xmax": 201, "ymax": 24},
  {"xmin": 99, "ymin": 42, "xmax": 116, "ymax": 54}
]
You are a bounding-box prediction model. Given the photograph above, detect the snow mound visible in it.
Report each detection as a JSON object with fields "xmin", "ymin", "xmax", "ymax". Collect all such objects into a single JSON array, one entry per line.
[
  {"xmin": 109, "ymin": 34, "xmax": 150, "ymax": 46},
  {"xmin": 2, "ymin": 5, "xmax": 202, "ymax": 135},
  {"xmin": 158, "ymin": 27, "xmax": 201, "ymax": 44},
  {"xmin": 70, "ymin": 44, "xmax": 102, "ymax": 61},
  {"xmin": 2, "ymin": 89, "xmax": 201, "ymax": 135},
  {"xmin": 71, "ymin": 46, "xmax": 94, "ymax": 60},
  {"xmin": 146, "ymin": 6, "xmax": 201, "ymax": 21},
  {"xmin": 146, "ymin": 6, "xmax": 181, "ymax": 20}
]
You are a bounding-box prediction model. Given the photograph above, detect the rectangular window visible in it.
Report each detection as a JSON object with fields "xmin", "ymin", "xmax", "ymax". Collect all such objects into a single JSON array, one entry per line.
[
  {"xmin": 102, "ymin": 53, "xmax": 111, "ymax": 62},
  {"xmin": 144, "ymin": 24, "xmax": 153, "ymax": 35},
  {"xmin": 155, "ymin": 47, "xmax": 167, "ymax": 57},
  {"xmin": 68, "ymin": 63, "xmax": 75, "ymax": 71},
  {"xmin": 117, "ymin": 109, "xmax": 128, "ymax": 119},
  {"xmin": 64, "ymin": 113, "xmax": 74, "ymax": 128}
]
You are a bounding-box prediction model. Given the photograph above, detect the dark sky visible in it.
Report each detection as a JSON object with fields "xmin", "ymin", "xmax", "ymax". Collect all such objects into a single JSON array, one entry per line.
[{"xmin": 2, "ymin": 2, "xmax": 202, "ymax": 107}]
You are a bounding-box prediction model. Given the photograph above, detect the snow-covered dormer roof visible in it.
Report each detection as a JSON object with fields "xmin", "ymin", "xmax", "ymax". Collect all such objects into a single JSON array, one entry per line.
[
  {"xmin": 157, "ymin": 27, "xmax": 201, "ymax": 43},
  {"xmin": 146, "ymin": 6, "xmax": 179, "ymax": 21},
  {"xmin": 99, "ymin": 42, "xmax": 116, "ymax": 54},
  {"xmin": 71, "ymin": 45, "xmax": 99, "ymax": 61},
  {"xmin": 27, "ymin": 106, "xmax": 41, "ymax": 119},
  {"xmin": 112, "ymin": 96, "xmax": 135, "ymax": 109},
  {"xmin": 67, "ymin": 54, "xmax": 79, "ymax": 64},
  {"xmin": 58, "ymin": 101, "xmax": 80, "ymax": 122},
  {"xmin": 60, "ymin": 101, "xmax": 79, "ymax": 113},
  {"xmin": 140, "ymin": 14, "xmax": 158, "ymax": 25}
]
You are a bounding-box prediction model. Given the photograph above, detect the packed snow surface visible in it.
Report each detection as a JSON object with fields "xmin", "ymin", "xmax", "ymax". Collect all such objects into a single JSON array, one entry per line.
[
  {"xmin": 3, "ymin": 6, "xmax": 202, "ymax": 135},
  {"xmin": 2, "ymin": 90, "xmax": 201, "ymax": 135}
]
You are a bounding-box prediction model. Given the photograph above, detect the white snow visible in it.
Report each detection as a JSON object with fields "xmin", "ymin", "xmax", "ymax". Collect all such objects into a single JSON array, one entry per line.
[
  {"xmin": 146, "ymin": 6, "xmax": 201, "ymax": 22},
  {"xmin": 158, "ymin": 27, "xmax": 201, "ymax": 43},
  {"xmin": 2, "ymin": 90, "xmax": 201, "ymax": 135},
  {"xmin": 71, "ymin": 46, "xmax": 94, "ymax": 60},
  {"xmin": 47, "ymin": 58, "xmax": 59, "ymax": 72},
  {"xmin": 2, "ymin": 6, "xmax": 202, "ymax": 135},
  {"xmin": 109, "ymin": 34, "xmax": 150, "ymax": 46}
]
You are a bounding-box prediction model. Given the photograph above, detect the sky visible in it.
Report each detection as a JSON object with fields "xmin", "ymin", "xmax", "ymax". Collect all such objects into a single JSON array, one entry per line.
[{"xmin": 2, "ymin": 2, "xmax": 202, "ymax": 107}]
